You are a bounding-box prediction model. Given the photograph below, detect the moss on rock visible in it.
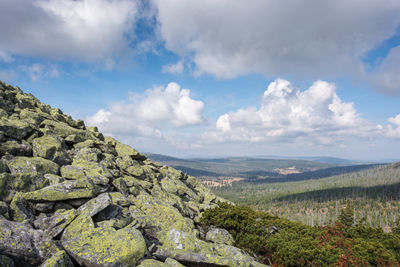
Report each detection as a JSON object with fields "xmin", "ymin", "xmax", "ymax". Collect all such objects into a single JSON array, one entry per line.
[
  {"xmin": 62, "ymin": 214, "xmax": 146, "ymax": 267},
  {"xmin": 32, "ymin": 135, "xmax": 71, "ymax": 166}
]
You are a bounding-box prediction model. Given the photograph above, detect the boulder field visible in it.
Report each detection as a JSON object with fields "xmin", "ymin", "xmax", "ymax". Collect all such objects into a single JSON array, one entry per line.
[{"xmin": 0, "ymin": 81, "xmax": 266, "ymax": 267}]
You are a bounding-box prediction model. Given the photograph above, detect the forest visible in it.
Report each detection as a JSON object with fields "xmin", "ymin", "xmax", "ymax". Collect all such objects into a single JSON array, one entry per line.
[{"xmin": 214, "ymin": 163, "xmax": 400, "ymax": 230}]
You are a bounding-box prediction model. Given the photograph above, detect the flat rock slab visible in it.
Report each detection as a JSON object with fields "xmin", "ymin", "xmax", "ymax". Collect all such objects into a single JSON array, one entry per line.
[
  {"xmin": 62, "ymin": 215, "xmax": 146, "ymax": 267},
  {"xmin": 23, "ymin": 178, "xmax": 101, "ymax": 202}
]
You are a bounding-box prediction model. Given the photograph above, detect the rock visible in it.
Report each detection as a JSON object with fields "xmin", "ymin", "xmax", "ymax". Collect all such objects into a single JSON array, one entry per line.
[
  {"xmin": 0, "ymin": 255, "xmax": 15, "ymax": 267},
  {"xmin": 64, "ymin": 134, "xmax": 85, "ymax": 145},
  {"xmin": 164, "ymin": 258, "xmax": 185, "ymax": 266},
  {"xmin": 77, "ymin": 192, "xmax": 112, "ymax": 217},
  {"xmin": 23, "ymin": 178, "xmax": 101, "ymax": 202},
  {"xmin": 9, "ymin": 192, "xmax": 35, "ymax": 223},
  {"xmin": 34, "ymin": 209, "xmax": 77, "ymax": 238},
  {"xmin": 44, "ymin": 173, "xmax": 65, "ymax": 185},
  {"xmin": 109, "ymin": 192, "xmax": 130, "ymax": 207},
  {"xmin": 0, "ymin": 173, "xmax": 12, "ymax": 201},
  {"xmin": 6, "ymin": 156, "xmax": 58, "ymax": 192},
  {"xmin": 0, "ymin": 158, "xmax": 9, "ymax": 172},
  {"xmin": 62, "ymin": 215, "xmax": 147, "ymax": 267},
  {"xmin": 39, "ymin": 120, "xmax": 93, "ymax": 140},
  {"xmin": 60, "ymin": 165, "xmax": 86, "ymax": 180},
  {"xmin": 0, "ymin": 140, "xmax": 32, "ymax": 156},
  {"xmin": 32, "ymin": 135, "xmax": 71, "ymax": 166},
  {"xmin": 137, "ymin": 259, "xmax": 168, "ymax": 267},
  {"xmin": 205, "ymin": 228, "xmax": 235, "ymax": 246},
  {"xmin": 0, "ymin": 118, "xmax": 33, "ymax": 140},
  {"xmin": 33, "ymin": 202, "xmax": 54, "ymax": 213},
  {"xmin": 115, "ymin": 141, "xmax": 147, "ymax": 161},
  {"xmin": 0, "ymin": 201, "xmax": 8, "ymax": 217},
  {"xmin": 0, "ymin": 217, "xmax": 59, "ymax": 266},
  {"xmin": 39, "ymin": 250, "xmax": 74, "ymax": 267}
]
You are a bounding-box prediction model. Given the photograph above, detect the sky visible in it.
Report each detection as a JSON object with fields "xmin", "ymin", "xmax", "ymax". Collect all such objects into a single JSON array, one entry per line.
[{"xmin": 0, "ymin": 0, "xmax": 400, "ymax": 160}]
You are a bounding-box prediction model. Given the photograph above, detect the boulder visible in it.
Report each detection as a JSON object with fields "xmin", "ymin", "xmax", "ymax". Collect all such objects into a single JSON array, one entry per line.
[
  {"xmin": 0, "ymin": 255, "xmax": 15, "ymax": 267},
  {"xmin": 0, "ymin": 218, "xmax": 59, "ymax": 266},
  {"xmin": 62, "ymin": 215, "xmax": 146, "ymax": 267},
  {"xmin": 0, "ymin": 118, "xmax": 33, "ymax": 140},
  {"xmin": 137, "ymin": 259, "xmax": 168, "ymax": 267},
  {"xmin": 205, "ymin": 228, "xmax": 235, "ymax": 246},
  {"xmin": 6, "ymin": 156, "xmax": 59, "ymax": 192},
  {"xmin": 0, "ymin": 140, "xmax": 32, "ymax": 156},
  {"xmin": 9, "ymin": 192, "xmax": 35, "ymax": 223},
  {"xmin": 115, "ymin": 142, "xmax": 146, "ymax": 161},
  {"xmin": 32, "ymin": 135, "xmax": 71, "ymax": 166},
  {"xmin": 34, "ymin": 209, "xmax": 77, "ymax": 238},
  {"xmin": 23, "ymin": 178, "xmax": 101, "ymax": 202},
  {"xmin": 39, "ymin": 250, "xmax": 74, "ymax": 267}
]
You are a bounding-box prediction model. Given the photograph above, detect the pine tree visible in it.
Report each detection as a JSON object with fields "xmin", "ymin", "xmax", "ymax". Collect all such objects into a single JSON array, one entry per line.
[{"xmin": 339, "ymin": 201, "xmax": 354, "ymax": 227}]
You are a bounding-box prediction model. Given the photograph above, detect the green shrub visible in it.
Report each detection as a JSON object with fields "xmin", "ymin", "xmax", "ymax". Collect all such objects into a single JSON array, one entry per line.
[{"xmin": 201, "ymin": 202, "xmax": 400, "ymax": 266}]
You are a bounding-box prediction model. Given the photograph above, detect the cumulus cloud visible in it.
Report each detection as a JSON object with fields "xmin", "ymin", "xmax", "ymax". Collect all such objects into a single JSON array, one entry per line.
[
  {"xmin": 86, "ymin": 82, "xmax": 205, "ymax": 138},
  {"xmin": 386, "ymin": 114, "xmax": 400, "ymax": 138},
  {"xmin": 370, "ymin": 46, "xmax": 400, "ymax": 94},
  {"xmin": 151, "ymin": 0, "xmax": 400, "ymax": 79},
  {"xmin": 207, "ymin": 79, "xmax": 382, "ymax": 144},
  {"xmin": 162, "ymin": 60, "xmax": 184, "ymax": 75},
  {"xmin": 0, "ymin": 0, "xmax": 139, "ymax": 62}
]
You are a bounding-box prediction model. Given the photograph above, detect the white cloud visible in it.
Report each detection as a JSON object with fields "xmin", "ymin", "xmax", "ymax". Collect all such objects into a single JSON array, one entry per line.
[
  {"xmin": 0, "ymin": 0, "xmax": 139, "ymax": 62},
  {"xmin": 385, "ymin": 114, "xmax": 400, "ymax": 138},
  {"xmin": 162, "ymin": 60, "xmax": 184, "ymax": 75},
  {"xmin": 151, "ymin": 0, "xmax": 400, "ymax": 79},
  {"xmin": 86, "ymin": 82, "xmax": 205, "ymax": 137},
  {"xmin": 370, "ymin": 46, "xmax": 400, "ymax": 94},
  {"xmin": 21, "ymin": 64, "xmax": 60, "ymax": 82},
  {"xmin": 207, "ymin": 79, "xmax": 382, "ymax": 144}
]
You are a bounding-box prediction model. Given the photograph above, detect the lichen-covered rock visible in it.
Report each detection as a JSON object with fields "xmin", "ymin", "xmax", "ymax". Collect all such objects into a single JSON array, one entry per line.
[
  {"xmin": 137, "ymin": 259, "xmax": 168, "ymax": 267},
  {"xmin": 0, "ymin": 255, "xmax": 15, "ymax": 267},
  {"xmin": 6, "ymin": 156, "xmax": 58, "ymax": 192},
  {"xmin": 9, "ymin": 192, "xmax": 35, "ymax": 223},
  {"xmin": 0, "ymin": 118, "xmax": 33, "ymax": 140},
  {"xmin": 60, "ymin": 165, "xmax": 85, "ymax": 180},
  {"xmin": 0, "ymin": 201, "xmax": 8, "ymax": 217},
  {"xmin": 62, "ymin": 215, "xmax": 146, "ymax": 267},
  {"xmin": 34, "ymin": 209, "xmax": 77, "ymax": 238},
  {"xmin": 0, "ymin": 218, "xmax": 59, "ymax": 266},
  {"xmin": 32, "ymin": 135, "xmax": 71, "ymax": 166},
  {"xmin": 23, "ymin": 178, "xmax": 101, "ymax": 202},
  {"xmin": 39, "ymin": 250, "xmax": 73, "ymax": 267},
  {"xmin": 164, "ymin": 258, "xmax": 185, "ymax": 266},
  {"xmin": 77, "ymin": 192, "xmax": 111, "ymax": 217},
  {"xmin": 115, "ymin": 141, "xmax": 147, "ymax": 160},
  {"xmin": 0, "ymin": 158, "xmax": 9, "ymax": 172},
  {"xmin": 206, "ymin": 227, "xmax": 235, "ymax": 246},
  {"xmin": 0, "ymin": 140, "xmax": 32, "ymax": 156}
]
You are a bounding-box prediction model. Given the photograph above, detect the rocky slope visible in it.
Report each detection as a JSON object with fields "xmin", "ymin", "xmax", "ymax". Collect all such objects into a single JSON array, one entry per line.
[{"xmin": 0, "ymin": 81, "xmax": 266, "ymax": 267}]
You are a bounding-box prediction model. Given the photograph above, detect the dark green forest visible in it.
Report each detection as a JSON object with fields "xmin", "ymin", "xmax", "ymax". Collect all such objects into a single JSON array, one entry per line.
[{"xmin": 201, "ymin": 202, "xmax": 400, "ymax": 266}]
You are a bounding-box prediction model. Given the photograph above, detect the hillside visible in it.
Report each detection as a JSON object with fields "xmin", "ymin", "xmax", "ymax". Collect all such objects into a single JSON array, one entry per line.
[
  {"xmin": 146, "ymin": 153, "xmax": 335, "ymax": 179},
  {"xmin": 214, "ymin": 163, "xmax": 400, "ymax": 229},
  {"xmin": 0, "ymin": 81, "xmax": 265, "ymax": 266}
]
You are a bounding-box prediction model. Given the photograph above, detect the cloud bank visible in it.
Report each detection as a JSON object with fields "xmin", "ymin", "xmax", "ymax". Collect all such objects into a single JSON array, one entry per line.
[
  {"xmin": 206, "ymin": 79, "xmax": 383, "ymax": 145},
  {"xmin": 152, "ymin": 0, "xmax": 400, "ymax": 86},
  {"xmin": 0, "ymin": 0, "xmax": 139, "ymax": 62},
  {"xmin": 86, "ymin": 82, "xmax": 205, "ymax": 137}
]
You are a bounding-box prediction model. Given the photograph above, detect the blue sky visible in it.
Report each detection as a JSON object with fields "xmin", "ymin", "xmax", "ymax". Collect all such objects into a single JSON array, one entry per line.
[{"xmin": 1, "ymin": 0, "xmax": 400, "ymax": 160}]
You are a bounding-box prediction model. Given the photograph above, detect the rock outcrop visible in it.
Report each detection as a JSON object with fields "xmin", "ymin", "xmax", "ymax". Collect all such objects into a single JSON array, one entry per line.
[{"xmin": 0, "ymin": 81, "xmax": 266, "ymax": 266}]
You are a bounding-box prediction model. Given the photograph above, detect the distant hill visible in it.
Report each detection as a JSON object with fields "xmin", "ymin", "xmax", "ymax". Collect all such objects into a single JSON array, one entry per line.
[{"xmin": 145, "ymin": 153, "xmax": 336, "ymax": 179}]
